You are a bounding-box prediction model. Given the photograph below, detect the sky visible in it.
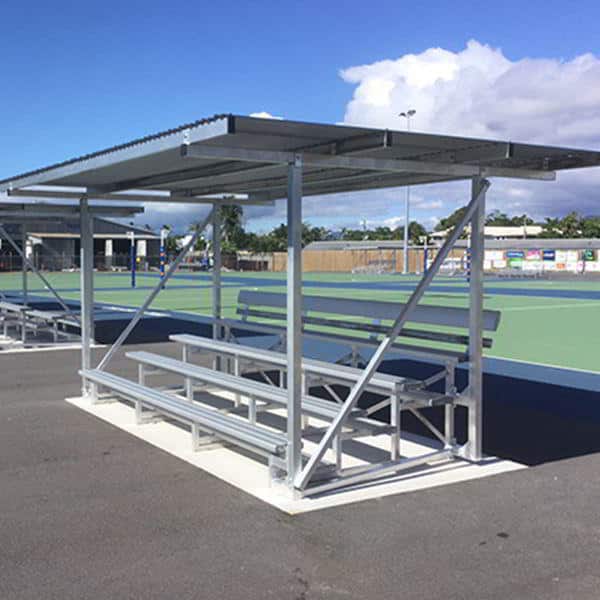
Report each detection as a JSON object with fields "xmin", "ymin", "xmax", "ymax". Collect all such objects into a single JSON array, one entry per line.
[{"xmin": 1, "ymin": 0, "xmax": 600, "ymax": 233}]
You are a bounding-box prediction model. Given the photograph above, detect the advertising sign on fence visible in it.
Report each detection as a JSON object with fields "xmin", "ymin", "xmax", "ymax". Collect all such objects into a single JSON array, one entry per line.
[
  {"xmin": 485, "ymin": 250, "xmax": 504, "ymax": 261},
  {"xmin": 583, "ymin": 249, "xmax": 596, "ymax": 261},
  {"xmin": 526, "ymin": 249, "xmax": 541, "ymax": 260},
  {"xmin": 523, "ymin": 260, "xmax": 543, "ymax": 271},
  {"xmin": 542, "ymin": 250, "xmax": 556, "ymax": 261}
]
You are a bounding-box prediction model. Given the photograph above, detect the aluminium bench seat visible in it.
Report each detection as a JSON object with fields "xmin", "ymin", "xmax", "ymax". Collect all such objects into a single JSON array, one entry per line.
[
  {"xmin": 221, "ymin": 316, "xmax": 470, "ymax": 363},
  {"xmin": 80, "ymin": 368, "xmax": 288, "ymax": 458},
  {"xmin": 169, "ymin": 333, "xmax": 455, "ymax": 408},
  {"xmin": 25, "ymin": 309, "xmax": 78, "ymax": 339},
  {"xmin": 228, "ymin": 290, "xmax": 501, "ymax": 366},
  {"xmin": 125, "ymin": 350, "xmax": 365, "ymax": 422},
  {"xmin": 213, "ymin": 290, "xmax": 500, "ymax": 456},
  {"xmin": 0, "ymin": 301, "xmax": 29, "ymax": 340}
]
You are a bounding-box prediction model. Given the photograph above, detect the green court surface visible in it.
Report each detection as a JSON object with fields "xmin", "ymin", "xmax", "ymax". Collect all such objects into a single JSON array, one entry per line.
[{"xmin": 1, "ymin": 270, "xmax": 599, "ymax": 373}]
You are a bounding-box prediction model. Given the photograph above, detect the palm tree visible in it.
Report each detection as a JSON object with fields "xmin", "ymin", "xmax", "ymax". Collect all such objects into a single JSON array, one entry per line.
[{"xmin": 220, "ymin": 204, "xmax": 244, "ymax": 252}]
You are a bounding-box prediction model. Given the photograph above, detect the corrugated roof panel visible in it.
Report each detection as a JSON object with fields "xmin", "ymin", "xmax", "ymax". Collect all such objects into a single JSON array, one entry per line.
[{"xmin": 1, "ymin": 115, "xmax": 599, "ymax": 200}]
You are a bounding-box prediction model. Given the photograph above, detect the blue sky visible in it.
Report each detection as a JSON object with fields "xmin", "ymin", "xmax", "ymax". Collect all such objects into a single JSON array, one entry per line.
[{"xmin": 2, "ymin": 0, "xmax": 600, "ymax": 232}]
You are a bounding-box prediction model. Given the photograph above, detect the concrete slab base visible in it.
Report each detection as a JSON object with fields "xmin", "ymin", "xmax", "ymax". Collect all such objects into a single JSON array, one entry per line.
[{"xmin": 66, "ymin": 393, "xmax": 525, "ymax": 514}]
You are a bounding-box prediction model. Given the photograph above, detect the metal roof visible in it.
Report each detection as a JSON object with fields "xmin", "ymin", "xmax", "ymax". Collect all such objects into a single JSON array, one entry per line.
[
  {"xmin": 7, "ymin": 217, "xmax": 158, "ymax": 238},
  {"xmin": 1, "ymin": 115, "xmax": 600, "ymax": 201},
  {"xmin": 306, "ymin": 240, "xmax": 413, "ymax": 251},
  {"xmin": 307, "ymin": 238, "xmax": 600, "ymax": 251},
  {"xmin": 453, "ymin": 238, "xmax": 600, "ymax": 250}
]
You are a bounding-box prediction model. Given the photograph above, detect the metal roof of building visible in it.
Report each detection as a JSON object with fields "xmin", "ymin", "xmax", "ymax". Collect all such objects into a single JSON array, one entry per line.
[
  {"xmin": 307, "ymin": 238, "xmax": 600, "ymax": 251},
  {"xmin": 306, "ymin": 240, "xmax": 412, "ymax": 251},
  {"xmin": 453, "ymin": 238, "xmax": 600, "ymax": 250},
  {"xmin": 1, "ymin": 115, "xmax": 599, "ymax": 201},
  {"xmin": 430, "ymin": 225, "xmax": 544, "ymax": 239}
]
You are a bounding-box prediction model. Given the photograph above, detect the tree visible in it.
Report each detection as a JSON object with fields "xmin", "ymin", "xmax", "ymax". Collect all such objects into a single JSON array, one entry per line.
[
  {"xmin": 435, "ymin": 206, "xmax": 468, "ymax": 232},
  {"xmin": 219, "ymin": 204, "xmax": 245, "ymax": 253},
  {"xmin": 538, "ymin": 217, "xmax": 562, "ymax": 238},
  {"xmin": 188, "ymin": 222, "xmax": 207, "ymax": 251},
  {"xmin": 581, "ymin": 216, "xmax": 600, "ymax": 238},
  {"xmin": 485, "ymin": 210, "xmax": 511, "ymax": 226},
  {"xmin": 540, "ymin": 212, "xmax": 584, "ymax": 238},
  {"xmin": 408, "ymin": 221, "xmax": 427, "ymax": 244},
  {"xmin": 558, "ymin": 212, "xmax": 583, "ymax": 238},
  {"xmin": 161, "ymin": 224, "xmax": 180, "ymax": 253},
  {"xmin": 340, "ymin": 228, "xmax": 368, "ymax": 241}
]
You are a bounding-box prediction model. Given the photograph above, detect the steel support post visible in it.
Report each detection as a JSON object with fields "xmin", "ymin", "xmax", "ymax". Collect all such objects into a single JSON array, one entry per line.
[
  {"xmin": 295, "ymin": 179, "xmax": 490, "ymax": 490},
  {"xmin": 444, "ymin": 362, "xmax": 456, "ymax": 447},
  {"xmin": 403, "ymin": 187, "xmax": 410, "ymax": 274},
  {"xmin": 96, "ymin": 208, "xmax": 214, "ymax": 372},
  {"xmin": 286, "ymin": 156, "xmax": 303, "ymax": 486},
  {"xmin": 212, "ymin": 205, "xmax": 222, "ymax": 370},
  {"xmin": 466, "ymin": 177, "xmax": 487, "ymax": 460},
  {"xmin": 79, "ymin": 197, "xmax": 95, "ymax": 394},
  {"xmin": 21, "ymin": 224, "xmax": 28, "ymax": 305}
]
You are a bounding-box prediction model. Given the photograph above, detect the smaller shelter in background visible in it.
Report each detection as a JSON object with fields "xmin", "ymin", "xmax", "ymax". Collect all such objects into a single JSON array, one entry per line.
[{"xmin": 0, "ymin": 215, "xmax": 159, "ymax": 272}]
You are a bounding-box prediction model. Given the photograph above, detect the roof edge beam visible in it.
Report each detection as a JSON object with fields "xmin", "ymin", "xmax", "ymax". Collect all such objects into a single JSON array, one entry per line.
[
  {"xmin": 0, "ymin": 202, "xmax": 143, "ymax": 218},
  {"xmin": 5, "ymin": 187, "xmax": 269, "ymax": 206},
  {"xmin": 181, "ymin": 144, "xmax": 555, "ymax": 180}
]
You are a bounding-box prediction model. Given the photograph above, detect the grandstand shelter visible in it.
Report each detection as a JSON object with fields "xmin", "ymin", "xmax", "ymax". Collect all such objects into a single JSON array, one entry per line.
[{"xmin": 1, "ymin": 114, "xmax": 599, "ymax": 498}]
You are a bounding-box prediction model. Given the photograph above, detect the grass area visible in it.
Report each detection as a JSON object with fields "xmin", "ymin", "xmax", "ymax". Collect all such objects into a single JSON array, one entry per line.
[{"xmin": 2, "ymin": 270, "xmax": 599, "ymax": 372}]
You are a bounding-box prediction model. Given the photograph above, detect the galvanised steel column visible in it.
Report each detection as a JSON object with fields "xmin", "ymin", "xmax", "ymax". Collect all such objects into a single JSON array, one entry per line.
[
  {"xmin": 212, "ymin": 205, "xmax": 222, "ymax": 369},
  {"xmin": 467, "ymin": 177, "xmax": 487, "ymax": 460},
  {"xmin": 79, "ymin": 197, "xmax": 94, "ymax": 394},
  {"xmin": 287, "ymin": 156, "xmax": 303, "ymax": 487},
  {"xmin": 21, "ymin": 225, "xmax": 28, "ymax": 305},
  {"xmin": 403, "ymin": 186, "xmax": 410, "ymax": 273}
]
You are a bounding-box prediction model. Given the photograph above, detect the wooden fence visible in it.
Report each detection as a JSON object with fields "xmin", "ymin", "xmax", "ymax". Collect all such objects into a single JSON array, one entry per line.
[{"xmin": 263, "ymin": 248, "xmax": 466, "ymax": 273}]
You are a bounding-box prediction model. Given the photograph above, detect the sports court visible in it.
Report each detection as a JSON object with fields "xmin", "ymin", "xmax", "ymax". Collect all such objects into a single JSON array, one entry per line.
[{"xmin": 2, "ymin": 269, "xmax": 598, "ymax": 372}]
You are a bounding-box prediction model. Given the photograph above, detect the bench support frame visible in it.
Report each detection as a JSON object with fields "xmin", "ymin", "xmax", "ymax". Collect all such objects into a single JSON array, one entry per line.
[
  {"xmin": 295, "ymin": 176, "xmax": 490, "ymax": 493},
  {"xmin": 72, "ymin": 154, "xmax": 491, "ymax": 497}
]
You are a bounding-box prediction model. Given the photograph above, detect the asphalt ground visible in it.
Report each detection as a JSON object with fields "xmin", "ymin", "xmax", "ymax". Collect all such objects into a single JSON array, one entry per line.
[{"xmin": 1, "ymin": 344, "xmax": 600, "ymax": 599}]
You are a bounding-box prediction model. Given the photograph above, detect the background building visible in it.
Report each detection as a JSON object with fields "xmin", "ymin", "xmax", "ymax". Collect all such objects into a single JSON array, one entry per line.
[{"xmin": 0, "ymin": 217, "xmax": 159, "ymax": 271}]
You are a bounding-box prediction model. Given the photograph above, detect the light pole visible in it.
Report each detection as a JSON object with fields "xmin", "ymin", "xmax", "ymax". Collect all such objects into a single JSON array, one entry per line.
[{"xmin": 399, "ymin": 109, "xmax": 416, "ymax": 274}]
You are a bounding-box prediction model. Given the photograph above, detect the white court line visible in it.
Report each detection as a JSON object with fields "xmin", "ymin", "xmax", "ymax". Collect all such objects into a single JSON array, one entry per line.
[
  {"xmin": 0, "ymin": 342, "xmax": 105, "ymax": 355},
  {"xmin": 501, "ymin": 302, "xmax": 600, "ymax": 312},
  {"xmin": 487, "ymin": 355, "xmax": 600, "ymax": 377}
]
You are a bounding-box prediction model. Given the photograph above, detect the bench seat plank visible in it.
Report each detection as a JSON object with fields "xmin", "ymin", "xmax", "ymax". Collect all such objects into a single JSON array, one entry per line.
[
  {"xmin": 80, "ymin": 368, "xmax": 288, "ymax": 456},
  {"xmin": 170, "ymin": 333, "xmax": 419, "ymax": 394},
  {"xmin": 238, "ymin": 290, "xmax": 501, "ymax": 331},
  {"xmin": 125, "ymin": 351, "xmax": 357, "ymax": 421}
]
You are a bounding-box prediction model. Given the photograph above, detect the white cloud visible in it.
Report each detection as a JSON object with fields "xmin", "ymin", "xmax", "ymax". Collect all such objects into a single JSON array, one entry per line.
[
  {"xmin": 140, "ymin": 42, "xmax": 600, "ymax": 232},
  {"xmin": 341, "ymin": 40, "xmax": 600, "ymax": 146},
  {"xmin": 249, "ymin": 111, "xmax": 283, "ymax": 120},
  {"xmin": 340, "ymin": 40, "xmax": 600, "ymax": 222}
]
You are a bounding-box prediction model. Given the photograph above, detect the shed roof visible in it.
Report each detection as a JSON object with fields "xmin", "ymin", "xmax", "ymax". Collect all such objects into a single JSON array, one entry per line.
[{"xmin": 1, "ymin": 115, "xmax": 599, "ymax": 202}]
